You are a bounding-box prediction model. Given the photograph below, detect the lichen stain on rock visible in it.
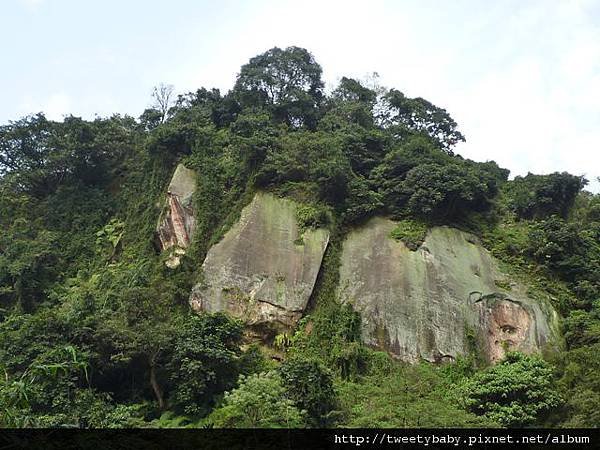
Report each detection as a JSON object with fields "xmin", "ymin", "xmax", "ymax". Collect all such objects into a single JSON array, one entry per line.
[
  {"xmin": 155, "ymin": 163, "xmax": 197, "ymax": 267},
  {"xmin": 190, "ymin": 192, "xmax": 329, "ymax": 334},
  {"xmin": 338, "ymin": 217, "xmax": 558, "ymax": 364}
]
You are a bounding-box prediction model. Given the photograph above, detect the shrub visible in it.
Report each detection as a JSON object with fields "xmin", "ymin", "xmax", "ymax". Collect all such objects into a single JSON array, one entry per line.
[
  {"xmin": 206, "ymin": 371, "xmax": 306, "ymax": 428},
  {"xmin": 461, "ymin": 352, "xmax": 562, "ymax": 427},
  {"xmin": 279, "ymin": 357, "xmax": 337, "ymax": 427}
]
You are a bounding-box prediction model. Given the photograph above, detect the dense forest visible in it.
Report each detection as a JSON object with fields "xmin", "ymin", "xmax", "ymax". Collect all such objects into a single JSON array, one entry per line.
[{"xmin": 0, "ymin": 46, "xmax": 598, "ymax": 428}]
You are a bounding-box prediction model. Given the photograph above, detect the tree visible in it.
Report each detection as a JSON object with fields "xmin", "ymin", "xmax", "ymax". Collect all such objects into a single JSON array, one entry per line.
[
  {"xmin": 333, "ymin": 77, "xmax": 378, "ymax": 105},
  {"xmin": 372, "ymin": 136, "xmax": 501, "ymax": 220},
  {"xmin": 256, "ymin": 131, "xmax": 351, "ymax": 205},
  {"xmin": 0, "ymin": 221, "xmax": 59, "ymax": 312},
  {"xmin": 0, "ymin": 114, "xmax": 131, "ymax": 197},
  {"xmin": 278, "ymin": 357, "xmax": 337, "ymax": 427},
  {"xmin": 168, "ymin": 313, "xmax": 244, "ymax": 417},
  {"xmin": 233, "ymin": 46, "xmax": 324, "ymax": 128},
  {"xmin": 342, "ymin": 175, "xmax": 384, "ymax": 224},
  {"xmin": 381, "ymin": 89, "xmax": 465, "ymax": 152},
  {"xmin": 554, "ymin": 343, "xmax": 600, "ymax": 427},
  {"xmin": 563, "ymin": 309, "xmax": 600, "ymax": 349},
  {"xmin": 0, "ymin": 114, "xmax": 61, "ymax": 196},
  {"xmin": 206, "ymin": 371, "xmax": 306, "ymax": 428},
  {"xmin": 462, "ymin": 352, "xmax": 562, "ymax": 427},
  {"xmin": 152, "ymin": 83, "xmax": 175, "ymax": 123},
  {"xmin": 336, "ymin": 357, "xmax": 496, "ymax": 427},
  {"xmin": 400, "ymin": 162, "xmax": 494, "ymax": 220},
  {"xmin": 172, "ymin": 88, "xmax": 240, "ymax": 128},
  {"xmin": 321, "ymin": 77, "xmax": 379, "ymax": 130},
  {"xmin": 504, "ymin": 172, "xmax": 586, "ymax": 220},
  {"xmin": 525, "ymin": 216, "xmax": 600, "ymax": 309},
  {"xmin": 139, "ymin": 108, "xmax": 163, "ymax": 131}
]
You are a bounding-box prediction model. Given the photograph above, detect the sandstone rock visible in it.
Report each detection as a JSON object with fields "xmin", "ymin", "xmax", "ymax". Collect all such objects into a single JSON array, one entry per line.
[
  {"xmin": 337, "ymin": 217, "xmax": 559, "ymax": 363},
  {"xmin": 190, "ymin": 192, "xmax": 329, "ymax": 333},
  {"xmin": 156, "ymin": 164, "xmax": 197, "ymax": 266}
]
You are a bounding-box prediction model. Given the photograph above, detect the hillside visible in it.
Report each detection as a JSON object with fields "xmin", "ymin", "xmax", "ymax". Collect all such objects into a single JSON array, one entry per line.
[{"xmin": 0, "ymin": 47, "xmax": 598, "ymax": 428}]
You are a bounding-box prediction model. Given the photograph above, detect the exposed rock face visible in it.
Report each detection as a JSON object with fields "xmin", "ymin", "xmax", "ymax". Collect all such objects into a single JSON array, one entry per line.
[
  {"xmin": 156, "ymin": 164, "xmax": 197, "ymax": 267},
  {"xmin": 190, "ymin": 192, "xmax": 329, "ymax": 332},
  {"xmin": 337, "ymin": 218, "xmax": 559, "ymax": 363},
  {"xmin": 473, "ymin": 296, "xmax": 535, "ymax": 363}
]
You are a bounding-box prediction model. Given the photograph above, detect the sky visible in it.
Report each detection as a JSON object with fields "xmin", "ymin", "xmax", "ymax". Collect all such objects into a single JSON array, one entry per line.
[{"xmin": 3, "ymin": 0, "xmax": 600, "ymax": 190}]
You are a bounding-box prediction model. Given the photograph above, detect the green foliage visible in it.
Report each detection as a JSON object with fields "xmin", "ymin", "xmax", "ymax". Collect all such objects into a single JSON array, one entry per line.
[
  {"xmin": 341, "ymin": 175, "xmax": 383, "ymax": 224},
  {"xmin": 372, "ymin": 136, "xmax": 506, "ymax": 222},
  {"xmin": 256, "ymin": 131, "xmax": 351, "ymax": 205},
  {"xmin": 563, "ymin": 309, "xmax": 600, "ymax": 349},
  {"xmin": 0, "ymin": 221, "xmax": 60, "ymax": 311},
  {"xmin": 206, "ymin": 371, "xmax": 306, "ymax": 428},
  {"xmin": 552, "ymin": 343, "xmax": 600, "ymax": 427},
  {"xmin": 381, "ymin": 89, "xmax": 465, "ymax": 152},
  {"xmin": 461, "ymin": 352, "xmax": 562, "ymax": 427},
  {"xmin": 95, "ymin": 218, "xmax": 124, "ymax": 259},
  {"xmin": 0, "ymin": 335, "xmax": 100, "ymax": 427},
  {"xmin": 400, "ymin": 163, "xmax": 495, "ymax": 219},
  {"xmin": 390, "ymin": 219, "xmax": 428, "ymax": 250},
  {"xmin": 148, "ymin": 411, "xmax": 198, "ymax": 428},
  {"xmin": 526, "ymin": 216, "xmax": 600, "ymax": 308},
  {"xmin": 1, "ymin": 45, "xmax": 598, "ymax": 429},
  {"xmin": 504, "ymin": 172, "xmax": 586, "ymax": 220},
  {"xmin": 233, "ymin": 46, "xmax": 324, "ymax": 129},
  {"xmin": 168, "ymin": 313, "xmax": 244, "ymax": 417},
  {"xmin": 278, "ymin": 357, "xmax": 337, "ymax": 427},
  {"xmin": 287, "ymin": 240, "xmax": 368, "ymax": 380},
  {"xmin": 336, "ymin": 355, "xmax": 496, "ymax": 427},
  {"xmin": 172, "ymin": 87, "xmax": 239, "ymax": 129},
  {"xmin": 0, "ymin": 114, "xmax": 134, "ymax": 197},
  {"xmin": 482, "ymin": 220, "xmax": 531, "ymax": 266},
  {"xmin": 323, "ymin": 77, "xmax": 378, "ymax": 131},
  {"xmin": 295, "ymin": 203, "xmax": 331, "ymax": 232}
]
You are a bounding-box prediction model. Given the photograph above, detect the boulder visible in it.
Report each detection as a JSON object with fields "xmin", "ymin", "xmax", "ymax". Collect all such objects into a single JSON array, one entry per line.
[
  {"xmin": 190, "ymin": 192, "xmax": 329, "ymax": 333},
  {"xmin": 337, "ymin": 217, "xmax": 559, "ymax": 363}
]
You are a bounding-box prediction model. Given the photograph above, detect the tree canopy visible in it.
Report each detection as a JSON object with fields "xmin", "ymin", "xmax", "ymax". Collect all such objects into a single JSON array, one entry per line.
[{"xmin": 233, "ymin": 46, "xmax": 324, "ymax": 129}]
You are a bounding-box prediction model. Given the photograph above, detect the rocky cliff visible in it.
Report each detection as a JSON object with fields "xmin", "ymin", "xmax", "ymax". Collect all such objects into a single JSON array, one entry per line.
[
  {"xmin": 190, "ymin": 192, "xmax": 329, "ymax": 333},
  {"xmin": 185, "ymin": 192, "xmax": 559, "ymax": 362},
  {"xmin": 337, "ymin": 218, "xmax": 559, "ymax": 363},
  {"xmin": 156, "ymin": 163, "xmax": 197, "ymax": 268}
]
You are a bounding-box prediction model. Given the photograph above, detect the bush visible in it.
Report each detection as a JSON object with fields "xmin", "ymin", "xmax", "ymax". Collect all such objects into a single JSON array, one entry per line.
[
  {"xmin": 279, "ymin": 357, "xmax": 338, "ymax": 427},
  {"xmin": 554, "ymin": 343, "xmax": 600, "ymax": 427},
  {"xmin": 461, "ymin": 352, "xmax": 562, "ymax": 427},
  {"xmin": 168, "ymin": 313, "xmax": 244, "ymax": 417},
  {"xmin": 256, "ymin": 131, "xmax": 351, "ymax": 205},
  {"xmin": 389, "ymin": 219, "xmax": 428, "ymax": 250},
  {"xmin": 206, "ymin": 371, "xmax": 306, "ymax": 428},
  {"xmin": 372, "ymin": 136, "xmax": 503, "ymax": 222},
  {"xmin": 336, "ymin": 357, "xmax": 496, "ymax": 427},
  {"xmin": 504, "ymin": 172, "xmax": 586, "ymax": 220}
]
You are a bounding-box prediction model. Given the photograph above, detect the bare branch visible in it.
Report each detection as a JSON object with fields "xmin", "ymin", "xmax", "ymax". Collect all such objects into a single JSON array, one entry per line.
[{"xmin": 151, "ymin": 83, "xmax": 175, "ymax": 123}]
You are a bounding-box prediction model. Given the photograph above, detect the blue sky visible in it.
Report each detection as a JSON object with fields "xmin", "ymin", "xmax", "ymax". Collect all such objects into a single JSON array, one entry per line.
[{"xmin": 3, "ymin": 0, "xmax": 600, "ymax": 190}]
